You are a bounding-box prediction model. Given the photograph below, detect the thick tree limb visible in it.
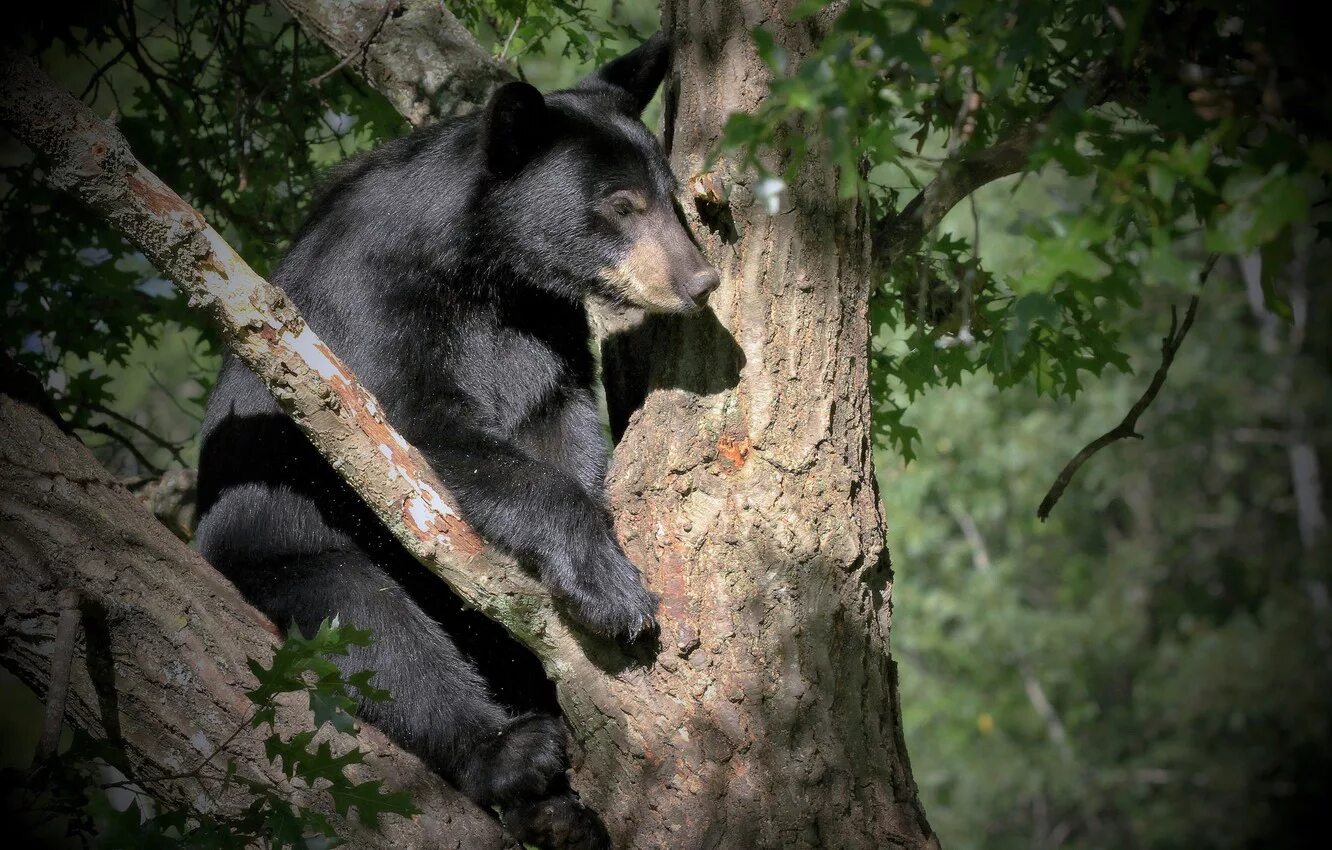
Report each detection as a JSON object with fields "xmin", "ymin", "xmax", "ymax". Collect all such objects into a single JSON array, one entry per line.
[
  {"xmin": 873, "ymin": 62, "xmax": 1129, "ymax": 268},
  {"xmin": 0, "ymin": 391, "xmax": 511, "ymax": 848},
  {"xmin": 872, "ymin": 122, "xmax": 1041, "ymax": 267},
  {"xmin": 279, "ymin": 0, "xmax": 513, "ymax": 124},
  {"xmin": 0, "ymin": 52, "xmax": 600, "ymax": 673},
  {"xmin": 1037, "ymin": 256, "xmax": 1217, "ymax": 520}
]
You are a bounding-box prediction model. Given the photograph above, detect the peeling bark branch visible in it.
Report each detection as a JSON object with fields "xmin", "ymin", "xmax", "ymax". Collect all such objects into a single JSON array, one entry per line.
[
  {"xmin": 0, "ymin": 51, "xmax": 598, "ymax": 673},
  {"xmin": 35, "ymin": 589, "xmax": 82, "ymax": 761},
  {"xmin": 1037, "ymin": 256, "xmax": 1217, "ymax": 520},
  {"xmin": 279, "ymin": 0, "xmax": 513, "ymax": 124},
  {"xmin": 0, "ymin": 391, "xmax": 510, "ymax": 848}
]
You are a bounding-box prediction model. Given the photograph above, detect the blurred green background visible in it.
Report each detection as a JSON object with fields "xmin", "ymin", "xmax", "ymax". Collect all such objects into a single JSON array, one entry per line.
[{"xmin": 3, "ymin": 2, "xmax": 1328, "ymax": 848}]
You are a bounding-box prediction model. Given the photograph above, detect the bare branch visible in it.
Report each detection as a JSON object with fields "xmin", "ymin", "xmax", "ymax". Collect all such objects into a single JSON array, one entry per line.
[
  {"xmin": 306, "ymin": 0, "xmax": 400, "ymax": 86},
  {"xmin": 1037, "ymin": 255, "xmax": 1219, "ymax": 521},
  {"xmin": 83, "ymin": 422, "xmax": 167, "ymax": 476},
  {"xmin": 89, "ymin": 401, "xmax": 191, "ymax": 466},
  {"xmin": 279, "ymin": 0, "xmax": 514, "ymax": 124}
]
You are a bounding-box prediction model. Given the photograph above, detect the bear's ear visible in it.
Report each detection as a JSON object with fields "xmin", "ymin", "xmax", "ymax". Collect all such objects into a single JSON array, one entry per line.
[
  {"xmin": 483, "ymin": 81, "xmax": 550, "ymax": 175},
  {"xmin": 578, "ymin": 32, "xmax": 671, "ymax": 117}
]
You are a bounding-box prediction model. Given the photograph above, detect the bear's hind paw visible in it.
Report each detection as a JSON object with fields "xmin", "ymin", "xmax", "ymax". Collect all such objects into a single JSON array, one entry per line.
[
  {"xmin": 459, "ymin": 713, "xmax": 568, "ymax": 806},
  {"xmin": 503, "ymin": 792, "xmax": 611, "ymax": 850}
]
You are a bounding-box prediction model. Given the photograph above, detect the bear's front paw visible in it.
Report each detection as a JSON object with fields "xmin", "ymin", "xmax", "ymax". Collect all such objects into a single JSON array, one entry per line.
[
  {"xmin": 562, "ymin": 545, "xmax": 659, "ymax": 644},
  {"xmin": 503, "ymin": 792, "xmax": 611, "ymax": 850},
  {"xmin": 457, "ymin": 713, "xmax": 569, "ymax": 807}
]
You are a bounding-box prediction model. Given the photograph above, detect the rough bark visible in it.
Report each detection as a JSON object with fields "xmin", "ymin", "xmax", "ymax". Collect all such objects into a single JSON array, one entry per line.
[
  {"xmin": 578, "ymin": 4, "xmax": 937, "ymax": 846},
  {"xmin": 0, "ymin": 391, "xmax": 511, "ymax": 849},
  {"xmin": 280, "ymin": 0, "xmax": 513, "ymax": 125}
]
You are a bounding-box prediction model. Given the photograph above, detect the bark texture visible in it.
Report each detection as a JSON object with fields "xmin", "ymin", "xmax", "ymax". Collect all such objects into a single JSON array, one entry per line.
[
  {"xmin": 280, "ymin": 0, "xmax": 513, "ymax": 125},
  {"xmin": 573, "ymin": 4, "xmax": 938, "ymax": 847},
  {"xmin": 0, "ymin": 391, "xmax": 511, "ymax": 849}
]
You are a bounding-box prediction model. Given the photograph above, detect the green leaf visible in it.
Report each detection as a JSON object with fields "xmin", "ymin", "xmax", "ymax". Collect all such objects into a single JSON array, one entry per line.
[{"xmin": 327, "ymin": 780, "xmax": 418, "ymax": 830}]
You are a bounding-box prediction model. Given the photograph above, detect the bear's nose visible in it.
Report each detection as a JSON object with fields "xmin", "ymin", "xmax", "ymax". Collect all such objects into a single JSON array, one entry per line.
[{"xmin": 686, "ymin": 267, "xmax": 721, "ymax": 305}]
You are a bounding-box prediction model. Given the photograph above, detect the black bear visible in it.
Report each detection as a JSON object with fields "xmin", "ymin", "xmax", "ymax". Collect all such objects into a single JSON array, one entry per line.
[{"xmin": 194, "ymin": 33, "xmax": 717, "ymax": 849}]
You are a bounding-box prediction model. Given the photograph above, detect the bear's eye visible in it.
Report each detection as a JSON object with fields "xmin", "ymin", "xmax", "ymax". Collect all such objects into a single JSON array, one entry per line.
[{"xmin": 607, "ymin": 190, "xmax": 645, "ymax": 219}]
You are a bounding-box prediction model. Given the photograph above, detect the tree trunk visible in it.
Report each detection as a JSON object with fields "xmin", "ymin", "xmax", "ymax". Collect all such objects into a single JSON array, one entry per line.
[
  {"xmin": 568, "ymin": 5, "xmax": 937, "ymax": 847},
  {"xmin": 0, "ymin": 388, "xmax": 511, "ymax": 848}
]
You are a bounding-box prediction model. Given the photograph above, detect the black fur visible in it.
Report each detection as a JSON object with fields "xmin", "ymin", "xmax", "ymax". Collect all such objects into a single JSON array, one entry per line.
[{"xmin": 195, "ymin": 35, "xmax": 712, "ymax": 848}]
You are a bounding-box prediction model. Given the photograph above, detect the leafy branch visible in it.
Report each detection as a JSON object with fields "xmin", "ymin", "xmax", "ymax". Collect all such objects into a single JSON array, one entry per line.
[{"xmin": 11, "ymin": 619, "xmax": 415, "ymax": 848}]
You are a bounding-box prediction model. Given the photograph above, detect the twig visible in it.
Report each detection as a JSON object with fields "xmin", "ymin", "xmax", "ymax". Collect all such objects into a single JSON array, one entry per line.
[
  {"xmin": 90, "ymin": 402, "xmax": 190, "ymax": 464},
  {"xmin": 83, "ymin": 422, "xmax": 167, "ymax": 477},
  {"xmin": 1037, "ymin": 255, "xmax": 1218, "ymax": 521},
  {"xmin": 499, "ymin": 17, "xmax": 521, "ymax": 62},
  {"xmin": 37, "ymin": 589, "xmax": 82, "ymax": 761},
  {"xmin": 307, "ymin": 0, "xmax": 398, "ymax": 86}
]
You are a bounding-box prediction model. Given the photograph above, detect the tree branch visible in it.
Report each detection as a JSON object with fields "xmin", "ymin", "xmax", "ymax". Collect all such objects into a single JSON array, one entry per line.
[
  {"xmin": 873, "ymin": 62, "xmax": 1128, "ymax": 267},
  {"xmin": 1036, "ymin": 256, "xmax": 1218, "ymax": 521},
  {"xmin": 279, "ymin": 0, "xmax": 514, "ymax": 125},
  {"xmin": 0, "ymin": 51, "xmax": 597, "ymax": 673},
  {"xmin": 0, "ymin": 390, "xmax": 511, "ymax": 848},
  {"xmin": 873, "ymin": 123, "xmax": 1041, "ymax": 267}
]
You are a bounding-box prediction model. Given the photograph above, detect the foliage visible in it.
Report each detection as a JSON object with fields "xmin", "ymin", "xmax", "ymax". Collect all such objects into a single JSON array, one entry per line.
[
  {"xmin": 4, "ymin": 620, "xmax": 414, "ymax": 848},
  {"xmin": 881, "ymin": 259, "xmax": 1331, "ymax": 848},
  {"xmin": 450, "ymin": 0, "xmax": 643, "ymax": 68},
  {"xmin": 4, "ymin": 0, "xmax": 405, "ymax": 471},
  {"xmin": 720, "ymin": 0, "xmax": 1328, "ymax": 458},
  {"xmin": 4, "ymin": 2, "xmax": 1328, "ymax": 848}
]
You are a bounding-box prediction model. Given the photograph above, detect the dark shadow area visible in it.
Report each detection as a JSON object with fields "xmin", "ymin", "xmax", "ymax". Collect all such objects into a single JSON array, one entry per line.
[
  {"xmin": 600, "ymin": 307, "xmax": 745, "ymax": 444},
  {"xmin": 694, "ymin": 195, "xmax": 739, "ymax": 244},
  {"xmin": 78, "ymin": 600, "xmax": 125, "ymax": 761}
]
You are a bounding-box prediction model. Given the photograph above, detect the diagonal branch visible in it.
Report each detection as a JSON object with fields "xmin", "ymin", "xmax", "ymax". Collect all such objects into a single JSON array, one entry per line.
[
  {"xmin": 1036, "ymin": 255, "xmax": 1218, "ymax": 521},
  {"xmin": 0, "ymin": 51, "xmax": 599, "ymax": 676},
  {"xmin": 279, "ymin": 0, "xmax": 513, "ymax": 124}
]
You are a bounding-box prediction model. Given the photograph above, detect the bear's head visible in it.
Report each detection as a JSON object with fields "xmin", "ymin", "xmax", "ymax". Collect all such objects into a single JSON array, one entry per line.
[{"xmin": 478, "ymin": 34, "xmax": 720, "ymax": 315}]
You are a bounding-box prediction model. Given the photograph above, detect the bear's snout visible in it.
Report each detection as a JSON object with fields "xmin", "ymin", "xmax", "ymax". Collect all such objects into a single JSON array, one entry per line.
[{"xmin": 683, "ymin": 266, "xmax": 720, "ymax": 308}]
